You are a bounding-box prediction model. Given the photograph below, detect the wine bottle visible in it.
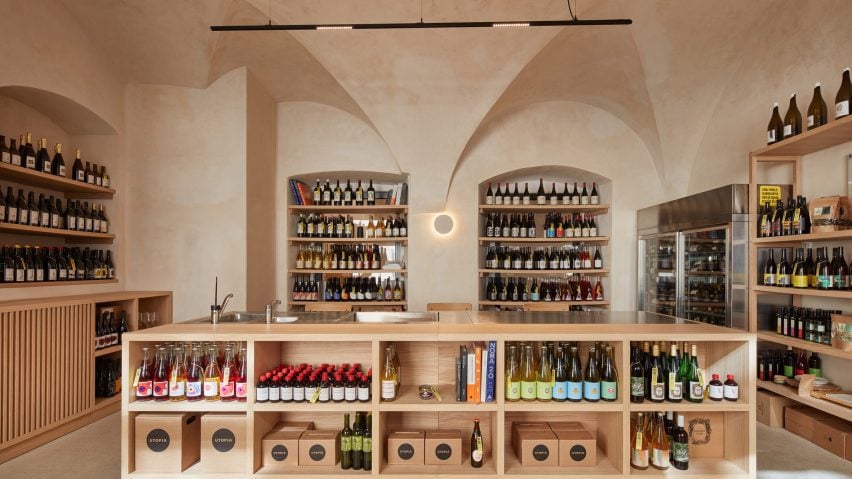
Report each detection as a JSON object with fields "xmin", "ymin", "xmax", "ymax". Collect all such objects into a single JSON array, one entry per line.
[
  {"xmin": 363, "ymin": 413, "xmax": 373, "ymax": 471},
  {"xmin": 470, "ymin": 418, "xmax": 484, "ymax": 468},
  {"xmin": 520, "ymin": 344, "xmax": 536, "ymax": 401},
  {"xmin": 536, "ymin": 178, "xmax": 546, "ymax": 205},
  {"xmin": 505, "ymin": 345, "xmax": 521, "ymax": 401},
  {"xmin": 366, "ymin": 179, "xmax": 375, "ymax": 205},
  {"xmin": 834, "ymin": 246, "xmax": 848, "ymax": 290},
  {"xmin": 485, "ymin": 182, "xmax": 494, "ymax": 205},
  {"xmin": 583, "ymin": 347, "xmax": 601, "ymax": 401},
  {"xmin": 72, "ymin": 150, "xmax": 85, "ymax": 182},
  {"xmin": 341, "ymin": 413, "xmax": 353, "ymax": 469},
  {"xmin": 203, "ymin": 346, "xmax": 221, "ymax": 401},
  {"xmin": 836, "ymin": 67, "xmax": 851, "ymax": 119},
  {"xmin": 380, "ymin": 346, "xmax": 397, "ymax": 401},
  {"xmin": 629, "ymin": 346, "xmax": 644, "ymax": 403},
  {"xmin": 0, "ymin": 135, "xmax": 9, "ymax": 164},
  {"xmin": 767, "ymin": 103, "xmax": 783, "ymax": 144},
  {"xmin": 777, "ymin": 249, "xmax": 791, "ymax": 287},
  {"xmin": 816, "ymin": 246, "xmax": 833, "ymax": 289},
  {"xmin": 135, "ymin": 347, "xmax": 154, "ymax": 400},
  {"xmin": 581, "ymin": 182, "xmax": 590, "ymax": 205},
  {"xmin": 9, "ymin": 138, "xmax": 20, "ymax": 166},
  {"xmin": 590, "ymin": 182, "xmax": 599, "ymax": 204},
  {"xmin": 36, "ymin": 138, "xmax": 51, "ymax": 173},
  {"xmin": 671, "ymin": 415, "xmax": 689, "ymax": 470},
  {"xmin": 169, "ymin": 348, "xmax": 187, "ymax": 401},
  {"xmin": 522, "ymin": 182, "xmax": 531, "ymax": 205},
  {"xmin": 783, "ymin": 93, "xmax": 802, "ymax": 138},
  {"xmin": 807, "ymin": 82, "xmax": 828, "ymax": 129},
  {"xmin": 355, "ymin": 179, "xmax": 364, "ymax": 205},
  {"xmin": 763, "ymin": 249, "xmax": 777, "ymax": 286},
  {"xmin": 601, "ymin": 345, "xmax": 618, "ymax": 401},
  {"xmin": 343, "ymin": 179, "xmax": 353, "ymax": 205},
  {"xmin": 631, "ymin": 412, "xmax": 650, "ymax": 470},
  {"xmin": 648, "ymin": 344, "xmax": 665, "ymax": 402},
  {"xmin": 549, "ymin": 183, "xmax": 558, "ymax": 206},
  {"xmin": 686, "ymin": 344, "xmax": 703, "ymax": 403},
  {"xmin": 23, "ymin": 133, "xmax": 36, "ymax": 169},
  {"xmin": 536, "ymin": 345, "xmax": 552, "ymax": 401},
  {"xmin": 651, "ymin": 412, "xmax": 670, "ymax": 470},
  {"xmin": 667, "ymin": 343, "xmax": 683, "ymax": 402},
  {"xmin": 152, "ymin": 347, "xmax": 169, "ymax": 401},
  {"xmin": 352, "ymin": 412, "xmax": 363, "ymax": 470}
]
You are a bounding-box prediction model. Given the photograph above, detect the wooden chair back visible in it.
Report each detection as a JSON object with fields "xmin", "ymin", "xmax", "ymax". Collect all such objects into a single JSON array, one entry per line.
[{"xmin": 426, "ymin": 302, "xmax": 472, "ymax": 311}]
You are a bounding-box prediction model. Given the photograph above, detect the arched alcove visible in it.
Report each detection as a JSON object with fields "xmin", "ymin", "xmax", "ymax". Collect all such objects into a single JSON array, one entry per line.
[{"xmin": 0, "ymin": 86, "xmax": 117, "ymax": 136}]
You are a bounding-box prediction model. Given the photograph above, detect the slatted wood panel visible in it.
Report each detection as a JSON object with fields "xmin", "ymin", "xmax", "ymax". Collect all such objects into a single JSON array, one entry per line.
[{"xmin": 0, "ymin": 302, "xmax": 93, "ymax": 448}]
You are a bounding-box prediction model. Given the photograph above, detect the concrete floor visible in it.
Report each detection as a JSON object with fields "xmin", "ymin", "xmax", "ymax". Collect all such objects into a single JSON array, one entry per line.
[{"xmin": 0, "ymin": 415, "xmax": 849, "ymax": 478}]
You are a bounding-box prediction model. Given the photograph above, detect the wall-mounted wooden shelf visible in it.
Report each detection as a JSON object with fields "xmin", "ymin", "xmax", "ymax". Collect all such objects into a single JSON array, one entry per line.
[
  {"xmin": 756, "ymin": 331, "xmax": 851, "ymax": 360},
  {"xmin": 753, "ymin": 229, "xmax": 852, "ymax": 244},
  {"xmin": 288, "ymin": 301, "xmax": 407, "ymax": 307},
  {"xmin": 479, "ymin": 204, "xmax": 609, "ymax": 214},
  {"xmin": 479, "ymin": 269, "xmax": 608, "ymax": 276},
  {"xmin": 752, "ymin": 284, "xmax": 852, "ymax": 299},
  {"xmin": 94, "ymin": 344, "xmax": 122, "ymax": 357},
  {"xmin": 0, "ymin": 279, "xmax": 118, "ymax": 289},
  {"xmin": 478, "ymin": 236, "xmax": 609, "ymax": 245},
  {"xmin": 289, "ymin": 237, "xmax": 407, "ymax": 244},
  {"xmin": 751, "ymin": 114, "xmax": 852, "ymax": 157},
  {"xmin": 288, "ymin": 205, "xmax": 407, "ymax": 214},
  {"xmin": 628, "ymin": 401, "xmax": 749, "ymax": 412},
  {"xmin": 0, "ymin": 222, "xmax": 115, "ymax": 242},
  {"xmin": 0, "ymin": 162, "xmax": 116, "ymax": 198},
  {"xmin": 503, "ymin": 400, "xmax": 622, "ymax": 412},
  {"xmin": 479, "ymin": 300, "xmax": 610, "ymax": 307},
  {"xmin": 289, "ymin": 269, "xmax": 407, "ymax": 275},
  {"xmin": 756, "ymin": 379, "xmax": 852, "ymax": 422},
  {"xmin": 127, "ymin": 401, "xmax": 248, "ymax": 413}
]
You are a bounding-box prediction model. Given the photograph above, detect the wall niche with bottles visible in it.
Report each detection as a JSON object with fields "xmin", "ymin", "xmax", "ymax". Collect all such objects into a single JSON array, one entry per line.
[
  {"xmin": 478, "ymin": 166, "xmax": 611, "ymax": 310},
  {"xmin": 0, "ymin": 87, "xmax": 119, "ymax": 290},
  {"xmin": 287, "ymin": 171, "xmax": 409, "ymax": 311}
]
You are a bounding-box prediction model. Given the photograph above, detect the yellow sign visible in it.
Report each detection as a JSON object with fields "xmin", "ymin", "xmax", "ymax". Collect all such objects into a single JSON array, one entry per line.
[{"xmin": 758, "ymin": 185, "xmax": 782, "ymax": 206}]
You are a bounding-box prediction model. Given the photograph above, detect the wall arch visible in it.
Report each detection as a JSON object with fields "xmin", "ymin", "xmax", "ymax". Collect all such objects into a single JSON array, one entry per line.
[{"xmin": 0, "ymin": 86, "xmax": 117, "ymax": 136}]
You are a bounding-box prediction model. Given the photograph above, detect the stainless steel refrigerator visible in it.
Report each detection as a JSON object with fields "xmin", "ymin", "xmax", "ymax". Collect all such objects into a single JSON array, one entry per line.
[{"xmin": 637, "ymin": 185, "xmax": 749, "ymax": 329}]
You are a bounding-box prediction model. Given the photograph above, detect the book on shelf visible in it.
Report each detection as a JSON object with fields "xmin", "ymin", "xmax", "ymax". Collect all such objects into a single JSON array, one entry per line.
[
  {"xmin": 288, "ymin": 179, "xmax": 302, "ymax": 205},
  {"xmin": 456, "ymin": 341, "xmax": 497, "ymax": 404},
  {"xmin": 485, "ymin": 341, "xmax": 497, "ymax": 402},
  {"xmin": 288, "ymin": 179, "xmax": 313, "ymax": 206}
]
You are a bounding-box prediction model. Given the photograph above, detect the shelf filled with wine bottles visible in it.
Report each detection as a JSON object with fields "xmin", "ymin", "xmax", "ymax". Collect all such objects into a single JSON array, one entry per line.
[
  {"xmin": 478, "ymin": 171, "xmax": 612, "ymax": 311},
  {"xmin": 288, "ymin": 172, "xmax": 409, "ymax": 311}
]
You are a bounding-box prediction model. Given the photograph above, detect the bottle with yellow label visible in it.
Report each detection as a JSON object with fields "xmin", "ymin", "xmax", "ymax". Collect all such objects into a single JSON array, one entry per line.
[{"xmin": 791, "ymin": 248, "xmax": 808, "ymax": 288}]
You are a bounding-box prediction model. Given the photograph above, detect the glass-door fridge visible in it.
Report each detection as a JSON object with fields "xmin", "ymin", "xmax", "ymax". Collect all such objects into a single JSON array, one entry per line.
[{"xmin": 637, "ymin": 185, "xmax": 749, "ymax": 329}]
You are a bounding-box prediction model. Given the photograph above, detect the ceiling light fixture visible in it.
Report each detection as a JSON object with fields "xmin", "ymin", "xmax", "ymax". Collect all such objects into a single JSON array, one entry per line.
[{"xmin": 210, "ymin": 18, "xmax": 631, "ymax": 32}]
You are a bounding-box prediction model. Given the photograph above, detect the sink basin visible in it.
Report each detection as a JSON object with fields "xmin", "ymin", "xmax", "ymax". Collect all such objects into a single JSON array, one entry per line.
[
  {"xmin": 353, "ymin": 312, "xmax": 439, "ymax": 323},
  {"xmin": 269, "ymin": 316, "xmax": 299, "ymax": 323},
  {"xmin": 219, "ymin": 311, "xmax": 265, "ymax": 323}
]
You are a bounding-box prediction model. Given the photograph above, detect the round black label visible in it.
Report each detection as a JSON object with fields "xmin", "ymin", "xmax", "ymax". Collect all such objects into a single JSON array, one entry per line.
[
  {"xmin": 271, "ymin": 444, "xmax": 288, "ymax": 462},
  {"xmin": 532, "ymin": 444, "xmax": 550, "ymax": 461},
  {"xmin": 435, "ymin": 443, "xmax": 452, "ymax": 461},
  {"xmin": 570, "ymin": 444, "xmax": 587, "ymax": 461},
  {"xmin": 309, "ymin": 444, "xmax": 326, "ymax": 461},
  {"xmin": 146, "ymin": 428, "xmax": 170, "ymax": 452},
  {"xmin": 212, "ymin": 428, "xmax": 236, "ymax": 453},
  {"xmin": 397, "ymin": 443, "xmax": 415, "ymax": 460}
]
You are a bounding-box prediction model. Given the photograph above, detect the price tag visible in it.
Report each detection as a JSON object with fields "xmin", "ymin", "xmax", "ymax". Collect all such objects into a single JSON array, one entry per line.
[
  {"xmin": 651, "ymin": 367, "xmax": 658, "ymax": 385},
  {"xmin": 668, "ymin": 372, "xmax": 676, "ymax": 392},
  {"xmin": 222, "ymin": 367, "xmax": 230, "ymax": 385},
  {"xmin": 132, "ymin": 368, "xmax": 141, "ymax": 388},
  {"xmin": 635, "ymin": 432, "xmax": 643, "ymax": 450},
  {"xmin": 697, "ymin": 368, "xmax": 706, "ymax": 388},
  {"xmin": 309, "ymin": 386, "xmax": 321, "ymax": 404}
]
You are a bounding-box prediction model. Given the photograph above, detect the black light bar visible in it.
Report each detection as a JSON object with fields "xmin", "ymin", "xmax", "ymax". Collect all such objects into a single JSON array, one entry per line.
[{"xmin": 210, "ymin": 19, "xmax": 632, "ymax": 32}]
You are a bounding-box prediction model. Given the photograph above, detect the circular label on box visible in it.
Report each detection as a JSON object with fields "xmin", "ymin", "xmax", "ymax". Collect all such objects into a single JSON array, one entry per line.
[
  {"xmin": 397, "ymin": 443, "xmax": 415, "ymax": 460},
  {"xmin": 532, "ymin": 444, "xmax": 550, "ymax": 461},
  {"xmin": 271, "ymin": 444, "xmax": 288, "ymax": 462},
  {"xmin": 309, "ymin": 444, "xmax": 326, "ymax": 461},
  {"xmin": 570, "ymin": 444, "xmax": 587, "ymax": 461},
  {"xmin": 435, "ymin": 443, "xmax": 452, "ymax": 461},
  {"xmin": 146, "ymin": 428, "xmax": 170, "ymax": 452},
  {"xmin": 212, "ymin": 428, "xmax": 236, "ymax": 452}
]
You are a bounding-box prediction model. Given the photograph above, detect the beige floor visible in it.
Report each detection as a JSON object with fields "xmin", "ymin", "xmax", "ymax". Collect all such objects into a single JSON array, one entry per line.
[{"xmin": 0, "ymin": 415, "xmax": 849, "ymax": 478}]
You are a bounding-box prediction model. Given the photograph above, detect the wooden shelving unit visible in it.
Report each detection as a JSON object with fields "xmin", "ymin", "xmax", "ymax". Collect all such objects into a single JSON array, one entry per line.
[
  {"xmin": 288, "ymin": 301, "xmax": 407, "ymax": 307},
  {"xmin": 121, "ymin": 317, "xmax": 755, "ymax": 478},
  {"xmin": 748, "ymin": 112, "xmax": 852, "ymax": 423},
  {"xmin": 479, "ymin": 204, "xmax": 609, "ymax": 214},
  {"xmin": 286, "ymin": 172, "xmax": 410, "ymax": 311},
  {"xmin": 0, "ymin": 222, "xmax": 115, "ymax": 241},
  {"xmin": 478, "ymin": 269, "xmax": 608, "ymax": 276},
  {"xmin": 95, "ymin": 344, "xmax": 122, "ymax": 357},
  {"xmin": 0, "ymin": 278, "xmax": 118, "ymax": 289},
  {"xmin": 479, "ymin": 236, "xmax": 609, "ymax": 245},
  {"xmin": 479, "ymin": 300, "xmax": 610, "ymax": 308},
  {"xmin": 0, "ymin": 162, "xmax": 116, "ymax": 198}
]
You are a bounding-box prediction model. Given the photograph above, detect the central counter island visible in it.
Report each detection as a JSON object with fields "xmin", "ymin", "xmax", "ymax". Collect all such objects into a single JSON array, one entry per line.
[{"xmin": 121, "ymin": 311, "xmax": 755, "ymax": 479}]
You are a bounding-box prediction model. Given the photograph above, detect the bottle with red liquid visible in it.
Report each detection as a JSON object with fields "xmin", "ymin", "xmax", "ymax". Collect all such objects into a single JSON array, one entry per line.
[
  {"xmin": 152, "ymin": 347, "xmax": 169, "ymax": 401},
  {"xmin": 219, "ymin": 347, "xmax": 236, "ymax": 401},
  {"xmin": 594, "ymin": 278, "xmax": 605, "ymax": 301},
  {"xmin": 332, "ymin": 373, "xmax": 345, "ymax": 402},
  {"xmin": 281, "ymin": 373, "xmax": 294, "ymax": 402},
  {"xmin": 235, "ymin": 347, "xmax": 248, "ymax": 402},
  {"xmin": 794, "ymin": 350, "xmax": 807, "ymax": 377},
  {"xmin": 186, "ymin": 347, "xmax": 203, "ymax": 401},
  {"xmin": 135, "ymin": 347, "xmax": 153, "ymax": 400},
  {"xmin": 293, "ymin": 374, "xmax": 305, "ymax": 402}
]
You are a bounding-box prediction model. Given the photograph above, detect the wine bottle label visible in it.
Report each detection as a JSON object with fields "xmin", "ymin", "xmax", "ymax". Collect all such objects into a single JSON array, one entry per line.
[
  {"xmin": 521, "ymin": 380, "xmax": 536, "ymax": 400},
  {"xmin": 708, "ymin": 384, "xmax": 724, "ymax": 399},
  {"xmin": 35, "ymin": 270, "xmax": 44, "ymax": 281},
  {"xmin": 256, "ymin": 385, "xmax": 269, "ymax": 402},
  {"xmin": 332, "ymin": 386, "xmax": 345, "ymax": 401},
  {"xmin": 269, "ymin": 386, "xmax": 281, "ymax": 402},
  {"xmin": 381, "ymin": 379, "xmax": 395, "ymax": 399},
  {"xmin": 137, "ymin": 380, "xmax": 152, "ymax": 397},
  {"xmin": 169, "ymin": 380, "xmax": 186, "ymax": 397},
  {"xmin": 281, "ymin": 386, "xmax": 293, "ymax": 401},
  {"xmin": 495, "ymin": 196, "xmax": 503, "ymax": 205},
  {"xmin": 1, "ymin": 151, "xmax": 8, "ymax": 163},
  {"xmin": 652, "ymin": 447, "xmax": 670, "ymax": 468},
  {"xmin": 631, "ymin": 446, "xmax": 649, "ymax": 468},
  {"xmin": 345, "ymin": 387, "xmax": 357, "ymax": 402},
  {"xmin": 363, "ymin": 437, "xmax": 372, "ymax": 453},
  {"xmin": 583, "ymin": 381, "xmax": 600, "ymax": 400},
  {"xmin": 203, "ymin": 379, "xmax": 219, "ymax": 397},
  {"xmin": 601, "ymin": 381, "xmax": 617, "ymax": 400},
  {"xmin": 767, "ymin": 130, "xmax": 776, "ymax": 143},
  {"xmin": 834, "ymin": 275, "xmax": 848, "ymax": 289},
  {"xmin": 763, "ymin": 273, "xmax": 776, "ymax": 286},
  {"xmin": 807, "ymin": 115, "xmax": 815, "ymax": 127},
  {"xmin": 485, "ymin": 196, "xmax": 494, "ymax": 205},
  {"xmin": 591, "ymin": 196, "xmax": 599, "ymax": 205},
  {"xmin": 537, "ymin": 196, "xmax": 546, "ymax": 205},
  {"xmin": 536, "ymin": 381, "xmax": 552, "ymax": 400},
  {"xmin": 186, "ymin": 381, "xmax": 202, "ymax": 397},
  {"xmin": 777, "ymin": 274, "xmax": 790, "ymax": 286},
  {"xmin": 808, "ymin": 368, "xmax": 822, "ymax": 376},
  {"xmin": 358, "ymin": 386, "xmax": 370, "ymax": 401},
  {"xmin": 792, "ymin": 274, "xmax": 808, "ymax": 288},
  {"xmin": 25, "ymin": 155, "xmax": 35, "ymax": 168},
  {"xmin": 672, "ymin": 442, "xmax": 688, "ymax": 462},
  {"xmin": 551, "ymin": 381, "xmax": 568, "ymax": 400},
  {"xmin": 19, "ymin": 210, "xmax": 28, "ymax": 224},
  {"xmin": 837, "ymin": 100, "xmax": 850, "ymax": 118},
  {"xmin": 630, "ymin": 376, "xmax": 644, "ymax": 397},
  {"xmin": 153, "ymin": 380, "xmax": 168, "ymax": 397},
  {"xmin": 689, "ymin": 381, "xmax": 703, "ymax": 400},
  {"xmin": 818, "ymin": 274, "xmax": 833, "ymax": 288},
  {"xmin": 11, "ymin": 153, "xmax": 21, "ymax": 165},
  {"xmin": 4, "ymin": 269, "xmax": 13, "ymax": 282},
  {"xmin": 783, "ymin": 124, "xmax": 793, "ymax": 137}
]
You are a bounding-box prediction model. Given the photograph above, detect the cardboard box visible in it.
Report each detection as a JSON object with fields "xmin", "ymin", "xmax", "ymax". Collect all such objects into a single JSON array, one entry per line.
[
  {"xmin": 200, "ymin": 413, "xmax": 247, "ymax": 473},
  {"xmin": 274, "ymin": 421, "xmax": 314, "ymax": 431},
  {"xmin": 554, "ymin": 429, "xmax": 596, "ymax": 467},
  {"xmin": 757, "ymin": 389, "xmax": 798, "ymax": 427},
  {"xmin": 812, "ymin": 418, "xmax": 852, "ymax": 459},
  {"xmin": 682, "ymin": 412, "xmax": 723, "ymax": 458},
  {"xmin": 387, "ymin": 431, "xmax": 425, "ymax": 465},
  {"xmin": 262, "ymin": 430, "xmax": 303, "ymax": 469},
  {"xmin": 515, "ymin": 429, "xmax": 558, "ymax": 466},
  {"xmin": 811, "ymin": 196, "xmax": 850, "ymax": 232},
  {"xmin": 547, "ymin": 421, "xmax": 585, "ymax": 431},
  {"xmin": 424, "ymin": 430, "xmax": 463, "ymax": 465},
  {"xmin": 511, "ymin": 421, "xmax": 548, "ymax": 453},
  {"xmin": 299, "ymin": 430, "xmax": 340, "ymax": 466},
  {"xmin": 784, "ymin": 406, "xmax": 831, "ymax": 442},
  {"xmin": 134, "ymin": 413, "xmax": 201, "ymax": 473}
]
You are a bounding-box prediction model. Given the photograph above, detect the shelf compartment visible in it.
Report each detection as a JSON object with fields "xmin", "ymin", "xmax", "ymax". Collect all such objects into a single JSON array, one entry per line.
[
  {"xmin": 756, "ymin": 379, "xmax": 852, "ymax": 422},
  {"xmin": 253, "ymin": 400, "xmax": 369, "ymax": 412},
  {"xmin": 479, "ymin": 236, "xmax": 609, "ymax": 245},
  {"xmin": 756, "ymin": 331, "xmax": 851, "ymax": 360},
  {"xmin": 94, "ymin": 344, "xmax": 121, "ymax": 357},
  {"xmin": 479, "ymin": 204, "xmax": 609, "ymax": 214},
  {"xmin": 628, "ymin": 401, "xmax": 749, "ymax": 412},
  {"xmin": 751, "ymin": 113, "xmax": 852, "ymax": 157},
  {"xmin": 379, "ymin": 384, "xmax": 498, "ymax": 412},
  {"xmin": 127, "ymin": 400, "xmax": 248, "ymax": 412},
  {"xmin": 504, "ymin": 400, "xmax": 622, "ymax": 412},
  {"xmin": 504, "ymin": 411, "xmax": 623, "ymax": 476},
  {"xmin": 378, "ymin": 411, "xmax": 498, "ymax": 476},
  {"xmin": 0, "ymin": 162, "xmax": 116, "ymax": 198},
  {"xmin": 0, "ymin": 279, "xmax": 118, "ymax": 289},
  {"xmin": 288, "ymin": 205, "xmax": 407, "ymax": 214},
  {"xmin": 288, "ymin": 237, "xmax": 407, "ymax": 244},
  {"xmin": 753, "ymin": 284, "xmax": 852, "ymax": 299},
  {"xmin": 628, "ymin": 457, "xmax": 747, "ymax": 476},
  {"xmin": 753, "ymin": 229, "xmax": 852, "ymax": 244},
  {"xmin": 479, "ymin": 269, "xmax": 608, "ymax": 276},
  {"xmin": 479, "ymin": 300, "xmax": 610, "ymax": 307},
  {"xmin": 288, "ymin": 301, "xmax": 407, "ymax": 307},
  {"xmin": 0, "ymin": 222, "xmax": 116, "ymax": 242},
  {"xmin": 289, "ymin": 269, "xmax": 407, "ymax": 275}
]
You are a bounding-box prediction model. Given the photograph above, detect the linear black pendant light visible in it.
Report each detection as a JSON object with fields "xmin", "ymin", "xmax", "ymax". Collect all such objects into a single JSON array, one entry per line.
[{"xmin": 211, "ymin": 1, "xmax": 630, "ymax": 32}]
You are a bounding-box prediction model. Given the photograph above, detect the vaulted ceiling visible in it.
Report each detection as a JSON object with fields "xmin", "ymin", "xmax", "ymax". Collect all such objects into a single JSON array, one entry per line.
[{"xmin": 57, "ymin": 0, "xmax": 852, "ymax": 199}]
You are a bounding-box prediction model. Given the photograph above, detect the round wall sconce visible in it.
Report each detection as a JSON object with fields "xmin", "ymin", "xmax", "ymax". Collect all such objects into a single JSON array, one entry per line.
[{"xmin": 433, "ymin": 214, "xmax": 454, "ymax": 235}]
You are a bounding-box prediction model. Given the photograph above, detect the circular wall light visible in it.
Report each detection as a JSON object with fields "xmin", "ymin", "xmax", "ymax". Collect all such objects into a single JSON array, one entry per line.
[{"xmin": 433, "ymin": 214, "xmax": 454, "ymax": 235}]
